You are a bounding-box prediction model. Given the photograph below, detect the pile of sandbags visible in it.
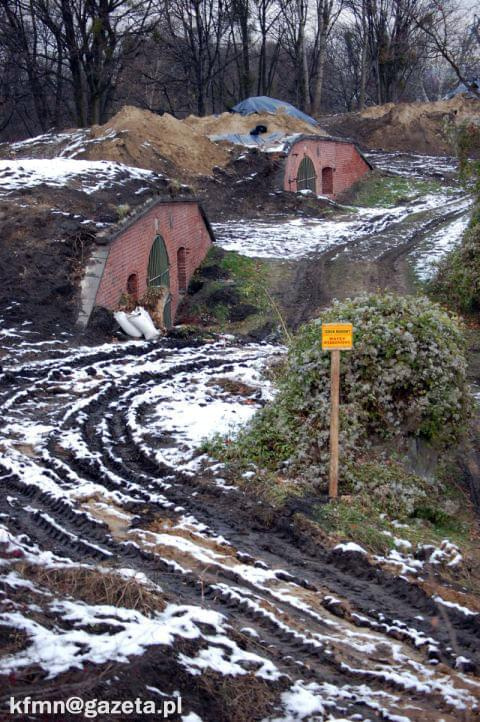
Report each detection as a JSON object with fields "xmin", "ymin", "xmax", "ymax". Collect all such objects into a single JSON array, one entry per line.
[{"xmin": 114, "ymin": 307, "xmax": 160, "ymax": 340}]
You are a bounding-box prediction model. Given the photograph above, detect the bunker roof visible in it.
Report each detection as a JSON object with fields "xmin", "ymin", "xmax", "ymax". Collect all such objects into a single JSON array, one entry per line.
[
  {"xmin": 95, "ymin": 195, "xmax": 216, "ymax": 247},
  {"xmin": 284, "ymin": 134, "xmax": 374, "ymax": 170}
]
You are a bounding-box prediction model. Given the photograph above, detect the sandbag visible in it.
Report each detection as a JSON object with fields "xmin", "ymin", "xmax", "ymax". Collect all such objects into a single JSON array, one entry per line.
[
  {"xmin": 113, "ymin": 311, "xmax": 143, "ymax": 338},
  {"xmin": 127, "ymin": 307, "xmax": 161, "ymax": 341}
]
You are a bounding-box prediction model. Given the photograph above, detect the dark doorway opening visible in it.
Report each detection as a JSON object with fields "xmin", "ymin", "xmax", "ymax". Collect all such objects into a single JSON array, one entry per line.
[
  {"xmin": 126, "ymin": 273, "xmax": 138, "ymax": 301},
  {"xmin": 322, "ymin": 166, "xmax": 334, "ymax": 194}
]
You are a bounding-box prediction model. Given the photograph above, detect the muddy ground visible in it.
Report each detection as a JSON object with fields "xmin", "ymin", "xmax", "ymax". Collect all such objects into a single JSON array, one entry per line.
[
  {"xmin": 1, "ymin": 333, "xmax": 480, "ymax": 721},
  {"xmin": 0, "ymin": 141, "xmax": 480, "ymax": 720}
]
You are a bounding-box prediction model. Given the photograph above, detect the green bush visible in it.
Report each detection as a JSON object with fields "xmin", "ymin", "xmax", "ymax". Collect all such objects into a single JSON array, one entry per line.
[{"xmin": 221, "ymin": 293, "xmax": 469, "ymax": 484}]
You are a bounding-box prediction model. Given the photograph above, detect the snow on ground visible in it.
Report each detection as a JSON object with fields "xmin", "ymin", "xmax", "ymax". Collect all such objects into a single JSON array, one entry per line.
[
  {"xmin": 214, "ymin": 191, "xmax": 468, "ymax": 265},
  {"xmin": 1, "ymin": 331, "xmax": 479, "ymax": 719},
  {"xmin": 410, "ymin": 212, "xmax": 471, "ymax": 279},
  {"xmin": 365, "ymin": 151, "xmax": 458, "ymax": 179},
  {"xmin": 0, "ymin": 158, "xmax": 159, "ymax": 195},
  {"xmin": 0, "ymin": 593, "xmax": 279, "ymax": 681}
]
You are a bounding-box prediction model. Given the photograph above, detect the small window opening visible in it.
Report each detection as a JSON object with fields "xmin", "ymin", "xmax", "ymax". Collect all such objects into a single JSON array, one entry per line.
[{"xmin": 126, "ymin": 273, "xmax": 139, "ymax": 301}]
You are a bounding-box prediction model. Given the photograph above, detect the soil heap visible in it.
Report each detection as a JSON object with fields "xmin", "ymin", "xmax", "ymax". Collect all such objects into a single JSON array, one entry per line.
[
  {"xmin": 319, "ymin": 94, "xmax": 480, "ymax": 155},
  {"xmin": 86, "ymin": 106, "xmax": 230, "ymax": 177},
  {"xmin": 184, "ymin": 108, "xmax": 327, "ymax": 138}
]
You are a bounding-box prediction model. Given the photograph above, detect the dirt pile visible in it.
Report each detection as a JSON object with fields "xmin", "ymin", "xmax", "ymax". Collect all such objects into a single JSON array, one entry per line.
[
  {"xmin": 197, "ymin": 148, "xmax": 331, "ymax": 221},
  {"xmin": 85, "ymin": 106, "xmax": 230, "ymax": 177},
  {"xmin": 0, "ymin": 105, "xmax": 325, "ymax": 178},
  {"xmin": 184, "ymin": 108, "xmax": 326, "ymax": 138},
  {"xmin": 319, "ymin": 94, "xmax": 480, "ymax": 155}
]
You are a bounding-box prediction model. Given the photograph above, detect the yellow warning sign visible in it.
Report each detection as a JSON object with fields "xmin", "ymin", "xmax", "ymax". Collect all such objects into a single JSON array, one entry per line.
[{"xmin": 322, "ymin": 322, "xmax": 353, "ymax": 351}]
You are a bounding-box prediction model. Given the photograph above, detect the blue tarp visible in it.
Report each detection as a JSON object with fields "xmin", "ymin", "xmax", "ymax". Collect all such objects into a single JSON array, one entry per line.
[
  {"xmin": 209, "ymin": 131, "xmax": 286, "ymax": 147},
  {"xmin": 232, "ymin": 96, "xmax": 318, "ymax": 126}
]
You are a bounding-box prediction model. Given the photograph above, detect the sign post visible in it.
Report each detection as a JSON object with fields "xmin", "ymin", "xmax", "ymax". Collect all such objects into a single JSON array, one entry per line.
[{"xmin": 321, "ymin": 322, "xmax": 353, "ymax": 498}]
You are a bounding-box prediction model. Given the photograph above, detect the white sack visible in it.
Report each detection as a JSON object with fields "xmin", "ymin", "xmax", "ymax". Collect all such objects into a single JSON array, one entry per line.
[
  {"xmin": 113, "ymin": 311, "xmax": 143, "ymax": 338},
  {"xmin": 127, "ymin": 307, "xmax": 161, "ymax": 340}
]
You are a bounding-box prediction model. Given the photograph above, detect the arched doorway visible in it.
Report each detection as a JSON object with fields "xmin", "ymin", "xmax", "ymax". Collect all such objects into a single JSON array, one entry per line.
[
  {"xmin": 147, "ymin": 235, "xmax": 172, "ymax": 327},
  {"xmin": 322, "ymin": 166, "xmax": 334, "ymax": 194},
  {"xmin": 177, "ymin": 247, "xmax": 187, "ymax": 293},
  {"xmin": 296, "ymin": 156, "xmax": 316, "ymax": 192}
]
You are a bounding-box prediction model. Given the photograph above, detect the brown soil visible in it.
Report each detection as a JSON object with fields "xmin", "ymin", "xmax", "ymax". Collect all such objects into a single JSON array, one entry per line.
[
  {"xmin": 319, "ymin": 94, "xmax": 480, "ymax": 154},
  {"xmin": 184, "ymin": 108, "xmax": 326, "ymax": 138},
  {"xmin": 1, "ymin": 105, "xmax": 324, "ymax": 180},
  {"xmin": 195, "ymin": 147, "xmax": 331, "ymax": 221},
  {"xmin": 0, "ymin": 175, "xmax": 168, "ymax": 336},
  {"xmin": 86, "ymin": 106, "xmax": 230, "ymax": 177}
]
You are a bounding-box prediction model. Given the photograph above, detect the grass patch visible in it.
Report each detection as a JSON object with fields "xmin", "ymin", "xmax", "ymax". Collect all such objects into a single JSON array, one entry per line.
[
  {"xmin": 12, "ymin": 563, "xmax": 165, "ymax": 616},
  {"xmin": 349, "ymin": 171, "xmax": 444, "ymax": 208},
  {"xmin": 178, "ymin": 246, "xmax": 279, "ymax": 334},
  {"xmin": 312, "ymin": 458, "xmax": 474, "ymax": 556},
  {"xmin": 178, "ymin": 246, "xmax": 296, "ymax": 339}
]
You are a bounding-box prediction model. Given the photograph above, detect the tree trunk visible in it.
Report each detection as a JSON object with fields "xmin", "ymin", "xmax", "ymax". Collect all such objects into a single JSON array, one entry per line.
[{"xmin": 311, "ymin": 36, "xmax": 327, "ymax": 115}]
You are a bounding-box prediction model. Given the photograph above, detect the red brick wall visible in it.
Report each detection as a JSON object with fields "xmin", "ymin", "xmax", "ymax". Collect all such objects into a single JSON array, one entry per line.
[
  {"xmin": 95, "ymin": 201, "xmax": 211, "ymax": 322},
  {"xmin": 283, "ymin": 138, "xmax": 370, "ymax": 198}
]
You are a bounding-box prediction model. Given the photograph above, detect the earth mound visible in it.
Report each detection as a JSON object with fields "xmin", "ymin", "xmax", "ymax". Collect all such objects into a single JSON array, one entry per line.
[
  {"xmin": 184, "ymin": 108, "xmax": 326, "ymax": 138},
  {"xmin": 86, "ymin": 106, "xmax": 230, "ymax": 177},
  {"xmin": 319, "ymin": 94, "xmax": 480, "ymax": 155}
]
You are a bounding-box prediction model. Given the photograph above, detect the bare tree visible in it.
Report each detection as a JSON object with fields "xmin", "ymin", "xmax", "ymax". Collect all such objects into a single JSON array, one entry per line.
[
  {"xmin": 255, "ymin": 0, "xmax": 284, "ymax": 95},
  {"xmin": 228, "ymin": 0, "xmax": 253, "ymax": 98},
  {"xmin": 278, "ymin": 0, "xmax": 310, "ymax": 110},
  {"xmin": 157, "ymin": 0, "xmax": 230, "ymax": 116},
  {"xmin": 310, "ymin": 0, "xmax": 343, "ymax": 114},
  {"xmin": 414, "ymin": 0, "xmax": 480, "ymax": 97},
  {"xmin": 31, "ymin": 0, "xmax": 158, "ymax": 126}
]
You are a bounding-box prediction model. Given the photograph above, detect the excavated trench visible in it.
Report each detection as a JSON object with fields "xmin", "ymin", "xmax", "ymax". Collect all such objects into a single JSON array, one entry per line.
[{"xmin": 0, "ymin": 151, "xmax": 479, "ymax": 720}]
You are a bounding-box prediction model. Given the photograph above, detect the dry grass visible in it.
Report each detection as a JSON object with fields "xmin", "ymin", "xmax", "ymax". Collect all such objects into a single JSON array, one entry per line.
[
  {"xmin": 198, "ymin": 670, "xmax": 283, "ymax": 722},
  {"xmin": 12, "ymin": 563, "xmax": 165, "ymax": 616}
]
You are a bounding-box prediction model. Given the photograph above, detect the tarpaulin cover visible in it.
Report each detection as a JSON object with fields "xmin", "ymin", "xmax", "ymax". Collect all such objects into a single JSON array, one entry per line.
[
  {"xmin": 232, "ymin": 96, "xmax": 318, "ymax": 126},
  {"xmin": 209, "ymin": 131, "xmax": 286, "ymax": 147}
]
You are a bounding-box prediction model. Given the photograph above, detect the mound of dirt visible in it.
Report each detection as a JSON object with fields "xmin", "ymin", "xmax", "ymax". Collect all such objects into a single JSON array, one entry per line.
[
  {"xmin": 86, "ymin": 106, "xmax": 230, "ymax": 177},
  {"xmin": 319, "ymin": 95, "xmax": 480, "ymax": 155},
  {"xmin": 196, "ymin": 148, "xmax": 331, "ymax": 221},
  {"xmin": 184, "ymin": 109, "xmax": 326, "ymax": 138},
  {"xmin": 0, "ymin": 105, "xmax": 326, "ymax": 180},
  {"xmin": 0, "ymin": 171, "xmax": 169, "ymax": 336}
]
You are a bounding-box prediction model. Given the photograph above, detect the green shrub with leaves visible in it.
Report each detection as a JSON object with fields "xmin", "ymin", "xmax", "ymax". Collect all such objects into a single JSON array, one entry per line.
[{"xmin": 219, "ymin": 293, "xmax": 469, "ymax": 484}]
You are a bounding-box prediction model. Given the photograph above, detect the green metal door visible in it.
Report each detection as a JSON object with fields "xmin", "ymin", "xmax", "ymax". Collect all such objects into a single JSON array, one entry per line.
[
  {"xmin": 147, "ymin": 235, "xmax": 172, "ymax": 327},
  {"xmin": 163, "ymin": 296, "xmax": 172, "ymax": 327},
  {"xmin": 296, "ymin": 156, "xmax": 317, "ymax": 193},
  {"xmin": 147, "ymin": 235, "xmax": 170, "ymax": 288}
]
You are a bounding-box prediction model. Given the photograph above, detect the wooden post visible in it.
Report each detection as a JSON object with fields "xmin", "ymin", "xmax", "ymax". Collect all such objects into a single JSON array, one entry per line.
[
  {"xmin": 329, "ymin": 349, "xmax": 340, "ymax": 498},
  {"xmin": 322, "ymin": 322, "xmax": 352, "ymax": 498}
]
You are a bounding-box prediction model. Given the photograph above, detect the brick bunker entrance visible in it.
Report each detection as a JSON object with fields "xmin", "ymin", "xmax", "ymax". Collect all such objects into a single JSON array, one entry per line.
[
  {"xmin": 78, "ymin": 197, "xmax": 214, "ymax": 328},
  {"xmin": 282, "ymin": 135, "xmax": 371, "ymax": 198}
]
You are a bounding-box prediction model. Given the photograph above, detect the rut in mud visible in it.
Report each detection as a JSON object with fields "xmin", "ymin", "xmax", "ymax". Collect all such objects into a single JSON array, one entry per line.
[
  {"xmin": 1, "ymin": 329, "xmax": 480, "ymax": 721},
  {"xmin": 0, "ymin": 151, "xmax": 479, "ymax": 721}
]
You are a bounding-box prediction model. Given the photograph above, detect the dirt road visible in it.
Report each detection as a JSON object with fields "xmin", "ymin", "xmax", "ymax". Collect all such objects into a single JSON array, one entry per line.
[{"xmin": 0, "ymin": 151, "xmax": 479, "ymax": 721}]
